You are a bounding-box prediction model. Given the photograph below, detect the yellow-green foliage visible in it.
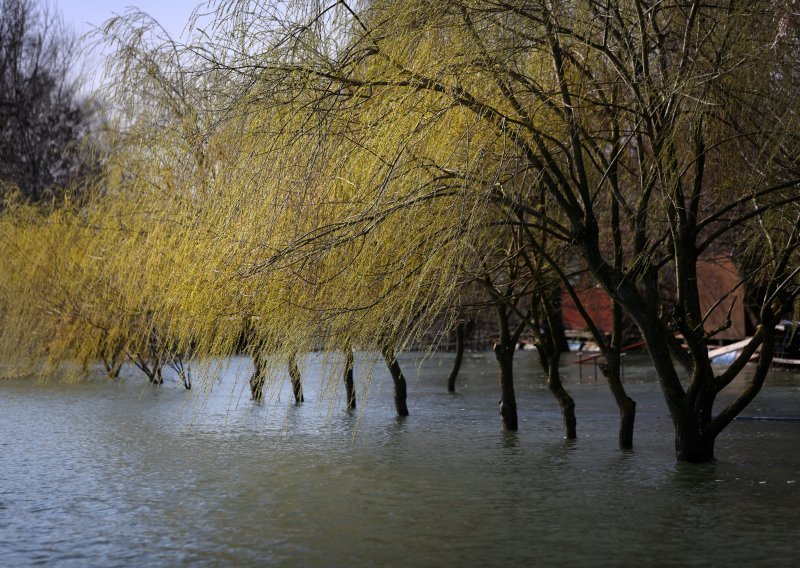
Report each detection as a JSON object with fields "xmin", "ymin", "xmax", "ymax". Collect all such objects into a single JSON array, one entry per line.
[
  {"xmin": 0, "ymin": 1, "xmax": 507, "ymax": 388},
  {"xmin": 2, "ymin": 0, "xmax": 797, "ymax": 395}
]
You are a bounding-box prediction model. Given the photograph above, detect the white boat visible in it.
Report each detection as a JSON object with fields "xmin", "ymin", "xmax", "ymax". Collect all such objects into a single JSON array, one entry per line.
[
  {"xmin": 708, "ymin": 338, "xmax": 755, "ymax": 365},
  {"xmin": 708, "ymin": 321, "xmax": 800, "ymax": 367}
]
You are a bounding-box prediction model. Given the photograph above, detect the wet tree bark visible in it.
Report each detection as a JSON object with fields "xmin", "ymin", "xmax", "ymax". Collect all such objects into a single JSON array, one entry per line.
[
  {"xmin": 447, "ymin": 321, "xmax": 465, "ymax": 393},
  {"xmin": 344, "ymin": 347, "xmax": 356, "ymax": 410},
  {"xmin": 494, "ymin": 341, "xmax": 518, "ymax": 431},
  {"xmin": 536, "ymin": 339, "xmax": 576, "ymax": 439},
  {"xmin": 382, "ymin": 345, "xmax": 409, "ymax": 417},
  {"xmin": 102, "ymin": 353, "xmax": 123, "ymax": 379},
  {"xmin": 249, "ymin": 350, "xmax": 266, "ymax": 402},
  {"xmin": 546, "ymin": 284, "xmax": 569, "ymax": 352},
  {"xmin": 494, "ymin": 304, "xmax": 518, "ymax": 430},
  {"xmin": 607, "ymin": 184, "xmax": 636, "ymax": 448},
  {"xmin": 602, "ymin": 349, "xmax": 636, "ymax": 448},
  {"xmin": 547, "ymin": 367, "xmax": 576, "ymax": 439},
  {"xmin": 149, "ymin": 366, "xmax": 163, "ymax": 385},
  {"xmin": 531, "ymin": 287, "xmax": 577, "ymax": 439},
  {"xmin": 673, "ymin": 408, "xmax": 715, "ymax": 462},
  {"xmin": 180, "ymin": 367, "xmax": 192, "ymax": 390},
  {"xmin": 130, "ymin": 349, "xmax": 164, "ymax": 386},
  {"xmin": 288, "ymin": 352, "xmax": 304, "ymax": 403},
  {"xmin": 624, "ymin": 278, "xmax": 718, "ymax": 462},
  {"xmin": 604, "ymin": 301, "xmax": 636, "ymax": 449}
]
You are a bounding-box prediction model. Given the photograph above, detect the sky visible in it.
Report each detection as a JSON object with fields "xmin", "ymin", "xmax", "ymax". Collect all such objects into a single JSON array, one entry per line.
[
  {"xmin": 54, "ymin": 1, "xmax": 214, "ymax": 90},
  {"xmin": 55, "ymin": 1, "xmax": 207, "ymax": 40}
]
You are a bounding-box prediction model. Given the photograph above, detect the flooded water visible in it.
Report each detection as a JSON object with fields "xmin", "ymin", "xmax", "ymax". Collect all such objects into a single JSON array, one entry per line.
[{"xmin": 1, "ymin": 351, "xmax": 799, "ymax": 566}]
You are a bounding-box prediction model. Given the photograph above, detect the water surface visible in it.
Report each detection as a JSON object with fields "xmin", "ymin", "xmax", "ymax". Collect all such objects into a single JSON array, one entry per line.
[{"xmin": 1, "ymin": 352, "xmax": 799, "ymax": 566}]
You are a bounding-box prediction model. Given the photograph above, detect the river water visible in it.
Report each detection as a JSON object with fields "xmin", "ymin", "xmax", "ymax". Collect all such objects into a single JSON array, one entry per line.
[{"xmin": 1, "ymin": 351, "xmax": 799, "ymax": 566}]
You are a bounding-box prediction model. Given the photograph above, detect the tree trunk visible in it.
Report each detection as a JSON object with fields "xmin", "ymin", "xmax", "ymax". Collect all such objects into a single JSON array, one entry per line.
[
  {"xmin": 547, "ymin": 284, "xmax": 569, "ymax": 352},
  {"xmin": 494, "ymin": 304, "xmax": 519, "ymax": 431},
  {"xmin": 673, "ymin": 408, "xmax": 715, "ymax": 462},
  {"xmin": 546, "ymin": 365, "xmax": 576, "ymax": 439},
  {"xmin": 608, "ymin": 187, "xmax": 636, "ymax": 449},
  {"xmin": 181, "ymin": 366, "xmax": 192, "ymax": 390},
  {"xmin": 152, "ymin": 366, "xmax": 163, "ymax": 385},
  {"xmin": 288, "ymin": 352, "xmax": 304, "ymax": 403},
  {"xmin": 605, "ymin": 347, "xmax": 637, "ymax": 448},
  {"xmin": 638, "ymin": 315, "xmax": 715, "ymax": 462},
  {"xmin": 382, "ymin": 345, "xmax": 409, "ymax": 417},
  {"xmin": 103, "ymin": 355, "xmax": 122, "ymax": 379},
  {"xmin": 494, "ymin": 341, "xmax": 518, "ymax": 430},
  {"xmin": 618, "ymin": 397, "xmax": 636, "ymax": 449},
  {"xmin": 605, "ymin": 301, "xmax": 636, "ymax": 449},
  {"xmin": 250, "ymin": 353, "xmax": 266, "ymax": 402},
  {"xmin": 135, "ymin": 355, "xmax": 163, "ymax": 386},
  {"xmin": 536, "ymin": 289, "xmax": 576, "ymax": 439},
  {"xmin": 344, "ymin": 348, "xmax": 356, "ymax": 410},
  {"xmin": 447, "ymin": 321, "xmax": 465, "ymax": 393}
]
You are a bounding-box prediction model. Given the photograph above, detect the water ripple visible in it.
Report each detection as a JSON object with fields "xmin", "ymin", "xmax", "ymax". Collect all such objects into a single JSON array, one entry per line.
[{"xmin": 1, "ymin": 352, "xmax": 799, "ymax": 566}]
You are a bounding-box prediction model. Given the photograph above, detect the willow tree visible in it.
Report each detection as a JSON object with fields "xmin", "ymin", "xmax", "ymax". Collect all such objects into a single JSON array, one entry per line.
[
  {"xmin": 0, "ymin": 10, "xmax": 255, "ymax": 384},
  {"xmin": 89, "ymin": 6, "xmax": 483, "ymax": 412},
  {"xmin": 199, "ymin": 0, "xmax": 800, "ymax": 462},
  {"xmin": 6, "ymin": 0, "xmax": 798, "ymax": 463}
]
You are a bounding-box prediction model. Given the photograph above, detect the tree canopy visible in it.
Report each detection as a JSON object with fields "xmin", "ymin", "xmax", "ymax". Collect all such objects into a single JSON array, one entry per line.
[
  {"xmin": 0, "ymin": 0, "xmax": 101, "ymax": 204},
  {"xmin": 2, "ymin": 0, "xmax": 800, "ymax": 462}
]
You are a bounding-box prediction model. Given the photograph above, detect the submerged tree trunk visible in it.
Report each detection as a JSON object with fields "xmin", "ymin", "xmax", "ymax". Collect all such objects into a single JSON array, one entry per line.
[
  {"xmin": 102, "ymin": 354, "xmax": 123, "ymax": 379},
  {"xmin": 535, "ymin": 342, "xmax": 576, "ymax": 439},
  {"xmin": 609, "ymin": 369, "xmax": 636, "ymax": 449},
  {"xmin": 344, "ymin": 347, "xmax": 356, "ymax": 410},
  {"xmin": 288, "ymin": 352, "xmax": 304, "ymax": 403},
  {"xmin": 673, "ymin": 409, "xmax": 715, "ymax": 462},
  {"xmin": 607, "ymin": 183, "xmax": 636, "ymax": 448},
  {"xmin": 493, "ymin": 303, "xmax": 519, "ymax": 431},
  {"xmin": 141, "ymin": 364, "xmax": 163, "ymax": 386},
  {"xmin": 381, "ymin": 345, "xmax": 409, "ymax": 417},
  {"xmin": 145, "ymin": 367, "xmax": 163, "ymax": 386},
  {"xmin": 179, "ymin": 365, "xmax": 192, "ymax": 390},
  {"xmin": 130, "ymin": 350, "xmax": 164, "ymax": 386},
  {"xmin": 547, "ymin": 366, "xmax": 576, "ymax": 439},
  {"xmin": 634, "ymin": 300, "xmax": 717, "ymax": 462},
  {"xmin": 447, "ymin": 321, "xmax": 465, "ymax": 393},
  {"xmin": 494, "ymin": 340, "xmax": 518, "ymax": 430},
  {"xmin": 601, "ymin": 350, "xmax": 636, "ymax": 448},
  {"xmin": 533, "ymin": 287, "xmax": 576, "ymax": 439},
  {"xmin": 606, "ymin": 297, "xmax": 636, "ymax": 448},
  {"xmin": 250, "ymin": 351, "xmax": 266, "ymax": 402}
]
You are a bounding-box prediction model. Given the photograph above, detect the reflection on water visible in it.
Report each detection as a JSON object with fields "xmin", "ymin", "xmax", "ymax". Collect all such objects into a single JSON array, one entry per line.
[{"xmin": 1, "ymin": 352, "xmax": 799, "ymax": 566}]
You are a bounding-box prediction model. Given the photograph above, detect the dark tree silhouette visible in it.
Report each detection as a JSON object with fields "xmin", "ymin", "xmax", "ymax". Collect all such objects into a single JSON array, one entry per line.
[{"xmin": 0, "ymin": 0, "xmax": 100, "ymax": 205}]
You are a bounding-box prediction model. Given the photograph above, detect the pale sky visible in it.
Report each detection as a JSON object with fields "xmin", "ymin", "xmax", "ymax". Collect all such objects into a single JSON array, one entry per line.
[
  {"xmin": 55, "ymin": 1, "xmax": 208, "ymax": 40},
  {"xmin": 54, "ymin": 1, "xmax": 217, "ymax": 92}
]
